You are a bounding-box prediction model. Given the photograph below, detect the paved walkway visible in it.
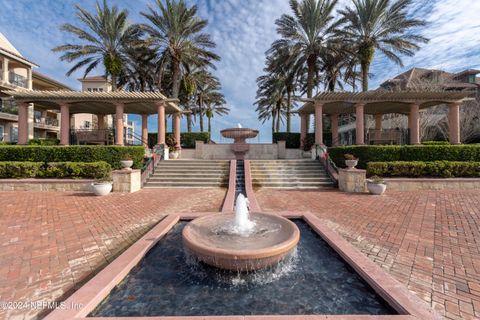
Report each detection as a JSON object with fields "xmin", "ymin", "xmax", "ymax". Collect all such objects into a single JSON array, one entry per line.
[
  {"xmin": 0, "ymin": 189, "xmax": 226, "ymax": 320},
  {"xmin": 256, "ymin": 189, "xmax": 480, "ymax": 320}
]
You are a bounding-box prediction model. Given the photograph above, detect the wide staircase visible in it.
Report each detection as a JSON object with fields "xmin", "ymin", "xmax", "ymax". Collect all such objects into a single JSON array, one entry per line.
[
  {"xmin": 144, "ymin": 160, "xmax": 230, "ymax": 188},
  {"xmin": 250, "ymin": 159, "xmax": 334, "ymax": 189}
]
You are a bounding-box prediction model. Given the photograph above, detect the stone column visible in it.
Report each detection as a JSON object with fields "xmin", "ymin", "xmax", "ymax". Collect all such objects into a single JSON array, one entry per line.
[
  {"xmin": 300, "ymin": 113, "xmax": 308, "ymax": 149},
  {"xmin": 115, "ymin": 102, "xmax": 124, "ymax": 146},
  {"xmin": 59, "ymin": 103, "xmax": 70, "ymax": 145},
  {"xmin": 375, "ymin": 114, "xmax": 382, "ymax": 130},
  {"xmin": 1, "ymin": 58, "xmax": 8, "ymax": 83},
  {"xmin": 141, "ymin": 114, "xmax": 148, "ymax": 148},
  {"xmin": 409, "ymin": 103, "xmax": 420, "ymax": 145},
  {"xmin": 331, "ymin": 113, "xmax": 339, "ymax": 146},
  {"xmin": 355, "ymin": 103, "xmax": 365, "ymax": 145},
  {"xmin": 314, "ymin": 102, "xmax": 323, "ymax": 145},
  {"xmin": 17, "ymin": 102, "xmax": 29, "ymax": 144},
  {"xmin": 173, "ymin": 112, "xmax": 181, "ymax": 149},
  {"xmin": 156, "ymin": 102, "xmax": 166, "ymax": 145},
  {"xmin": 448, "ymin": 102, "xmax": 461, "ymax": 144}
]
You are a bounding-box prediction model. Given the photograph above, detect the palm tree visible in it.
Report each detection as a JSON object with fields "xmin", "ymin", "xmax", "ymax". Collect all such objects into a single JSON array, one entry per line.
[
  {"xmin": 264, "ymin": 46, "xmax": 298, "ymax": 132},
  {"xmin": 53, "ymin": 0, "xmax": 140, "ymax": 90},
  {"xmin": 119, "ymin": 43, "xmax": 157, "ymax": 92},
  {"xmin": 339, "ymin": 0, "xmax": 428, "ymax": 91},
  {"xmin": 273, "ymin": 0, "xmax": 339, "ymax": 99},
  {"xmin": 256, "ymin": 73, "xmax": 287, "ymax": 135},
  {"xmin": 141, "ymin": 0, "xmax": 220, "ymax": 99},
  {"xmin": 194, "ymin": 72, "xmax": 223, "ymax": 132},
  {"xmin": 205, "ymin": 101, "xmax": 229, "ymax": 137}
]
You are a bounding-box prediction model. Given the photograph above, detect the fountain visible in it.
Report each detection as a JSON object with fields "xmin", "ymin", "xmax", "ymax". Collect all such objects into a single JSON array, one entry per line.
[
  {"xmin": 220, "ymin": 123, "xmax": 259, "ymax": 159},
  {"xmin": 182, "ymin": 194, "xmax": 300, "ymax": 271}
]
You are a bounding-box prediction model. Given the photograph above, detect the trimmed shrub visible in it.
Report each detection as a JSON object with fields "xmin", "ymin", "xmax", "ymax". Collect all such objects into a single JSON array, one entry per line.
[
  {"xmin": 367, "ymin": 161, "xmax": 480, "ymax": 178},
  {"xmin": 0, "ymin": 162, "xmax": 42, "ymax": 178},
  {"xmin": 148, "ymin": 132, "xmax": 210, "ymax": 149},
  {"xmin": 422, "ymin": 141, "xmax": 449, "ymax": 145},
  {"xmin": 28, "ymin": 138, "xmax": 60, "ymax": 146},
  {"xmin": 0, "ymin": 161, "xmax": 111, "ymax": 179},
  {"xmin": 273, "ymin": 132, "xmax": 332, "ymax": 148},
  {"xmin": 0, "ymin": 146, "xmax": 144, "ymax": 169},
  {"xmin": 328, "ymin": 145, "xmax": 480, "ymax": 169}
]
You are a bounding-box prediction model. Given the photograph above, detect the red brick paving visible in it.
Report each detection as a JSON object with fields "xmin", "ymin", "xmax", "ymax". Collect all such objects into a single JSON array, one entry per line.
[
  {"xmin": 256, "ymin": 189, "xmax": 480, "ymax": 320},
  {"xmin": 0, "ymin": 188, "xmax": 226, "ymax": 320}
]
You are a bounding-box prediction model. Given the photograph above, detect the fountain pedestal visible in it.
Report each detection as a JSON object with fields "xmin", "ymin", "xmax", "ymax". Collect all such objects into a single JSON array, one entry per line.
[{"xmin": 220, "ymin": 127, "xmax": 259, "ymax": 160}]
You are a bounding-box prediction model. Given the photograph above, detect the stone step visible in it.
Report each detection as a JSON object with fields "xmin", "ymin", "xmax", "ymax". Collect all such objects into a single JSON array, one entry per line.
[
  {"xmin": 144, "ymin": 182, "xmax": 227, "ymax": 188},
  {"xmin": 253, "ymin": 182, "xmax": 334, "ymax": 188},
  {"xmin": 154, "ymin": 168, "xmax": 229, "ymax": 173},
  {"xmin": 148, "ymin": 177, "xmax": 227, "ymax": 182},
  {"xmin": 156, "ymin": 164, "xmax": 230, "ymax": 169},
  {"xmin": 150, "ymin": 173, "xmax": 227, "ymax": 178}
]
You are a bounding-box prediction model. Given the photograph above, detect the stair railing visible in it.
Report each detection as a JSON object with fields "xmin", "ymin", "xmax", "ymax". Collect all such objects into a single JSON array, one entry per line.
[
  {"xmin": 315, "ymin": 144, "xmax": 339, "ymax": 186},
  {"xmin": 141, "ymin": 144, "xmax": 165, "ymax": 187}
]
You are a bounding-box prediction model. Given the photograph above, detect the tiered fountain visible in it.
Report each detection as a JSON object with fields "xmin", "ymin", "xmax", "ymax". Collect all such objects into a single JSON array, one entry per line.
[
  {"xmin": 220, "ymin": 124, "xmax": 259, "ymax": 159},
  {"xmin": 182, "ymin": 194, "xmax": 300, "ymax": 271}
]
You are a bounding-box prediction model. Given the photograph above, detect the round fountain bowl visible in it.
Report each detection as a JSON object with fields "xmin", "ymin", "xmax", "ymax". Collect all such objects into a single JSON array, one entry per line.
[
  {"xmin": 182, "ymin": 213, "xmax": 300, "ymax": 271},
  {"xmin": 220, "ymin": 128, "xmax": 259, "ymax": 143}
]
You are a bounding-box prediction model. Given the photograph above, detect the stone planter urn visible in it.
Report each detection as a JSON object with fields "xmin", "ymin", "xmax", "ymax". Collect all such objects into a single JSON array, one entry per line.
[
  {"xmin": 345, "ymin": 159, "xmax": 358, "ymax": 169},
  {"xmin": 169, "ymin": 151, "xmax": 179, "ymax": 159},
  {"xmin": 366, "ymin": 180, "xmax": 387, "ymax": 195},
  {"xmin": 91, "ymin": 182, "xmax": 112, "ymax": 196},
  {"xmin": 120, "ymin": 160, "xmax": 133, "ymax": 170}
]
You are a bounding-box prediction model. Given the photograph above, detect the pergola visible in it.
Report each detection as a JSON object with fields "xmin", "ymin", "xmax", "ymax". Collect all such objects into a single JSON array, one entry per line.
[
  {"xmin": 297, "ymin": 91, "xmax": 474, "ymax": 146},
  {"xmin": 2, "ymin": 90, "xmax": 182, "ymax": 147}
]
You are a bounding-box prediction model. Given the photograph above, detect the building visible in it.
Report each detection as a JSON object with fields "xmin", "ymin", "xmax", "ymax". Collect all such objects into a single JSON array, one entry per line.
[
  {"xmin": 75, "ymin": 76, "xmax": 136, "ymax": 145},
  {"xmin": 0, "ymin": 32, "xmax": 71, "ymax": 142},
  {"xmin": 337, "ymin": 67, "xmax": 480, "ymax": 145}
]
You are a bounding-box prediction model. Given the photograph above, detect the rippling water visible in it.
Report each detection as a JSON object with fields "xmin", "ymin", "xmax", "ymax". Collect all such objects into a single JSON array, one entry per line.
[{"xmin": 90, "ymin": 220, "xmax": 396, "ymax": 317}]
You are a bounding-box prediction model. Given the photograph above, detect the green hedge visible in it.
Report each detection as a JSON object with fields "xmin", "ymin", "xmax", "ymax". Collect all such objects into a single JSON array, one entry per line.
[
  {"xmin": 0, "ymin": 161, "xmax": 111, "ymax": 179},
  {"xmin": 422, "ymin": 141, "xmax": 450, "ymax": 145},
  {"xmin": 273, "ymin": 132, "xmax": 332, "ymax": 148},
  {"xmin": 148, "ymin": 132, "xmax": 210, "ymax": 149},
  {"xmin": 328, "ymin": 145, "xmax": 480, "ymax": 169},
  {"xmin": 367, "ymin": 161, "xmax": 480, "ymax": 178},
  {"xmin": 28, "ymin": 138, "xmax": 60, "ymax": 145},
  {"xmin": 0, "ymin": 146, "xmax": 144, "ymax": 170}
]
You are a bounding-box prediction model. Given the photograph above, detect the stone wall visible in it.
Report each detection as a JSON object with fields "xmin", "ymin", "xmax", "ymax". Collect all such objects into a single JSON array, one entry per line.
[
  {"xmin": 0, "ymin": 179, "xmax": 94, "ymax": 191},
  {"xmin": 385, "ymin": 178, "xmax": 480, "ymax": 191}
]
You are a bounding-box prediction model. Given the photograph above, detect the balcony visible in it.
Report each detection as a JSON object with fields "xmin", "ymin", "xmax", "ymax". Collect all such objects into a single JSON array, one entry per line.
[
  {"xmin": 7, "ymin": 72, "xmax": 27, "ymax": 88},
  {"xmin": 34, "ymin": 117, "xmax": 60, "ymax": 130},
  {"xmin": 0, "ymin": 100, "xmax": 18, "ymax": 121}
]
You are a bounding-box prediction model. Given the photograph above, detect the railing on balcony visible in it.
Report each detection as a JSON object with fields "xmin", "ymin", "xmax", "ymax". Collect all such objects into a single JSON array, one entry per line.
[
  {"xmin": 0, "ymin": 99, "xmax": 18, "ymax": 116},
  {"xmin": 34, "ymin": 117, "xmax": 60, "ymax": 127},
  {"xmin": 366, "ymin": 129, "xmax": 408, "ymax": 145},
  {"xmin": 70, "ymin": 129, "xmax": 114, "ymax": 145},
  {"xmin": 8, "ymin": 72, "xmax": 27, "ymax": 88}
]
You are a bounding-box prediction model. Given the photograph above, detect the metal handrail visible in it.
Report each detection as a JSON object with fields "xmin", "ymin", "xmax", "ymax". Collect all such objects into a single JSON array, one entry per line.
[{"xmin": 316, "ymin": 144, "xmax": 339, "ymax": 185}]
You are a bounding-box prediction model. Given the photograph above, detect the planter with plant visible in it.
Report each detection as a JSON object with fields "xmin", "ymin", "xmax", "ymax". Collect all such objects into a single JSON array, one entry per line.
[
  {"xmin": 91, "ymin": 176, "xmax": 113, "ymax": 196},
  {"xmin": 301, "ymin": 136, "xmax": 315, "ymax": 158},
  {"xmin": 120, "ymin": 153, "xmax": 133, "ymax": 170},
  {"xmin": 166, "ymin": 136, "xmax": 180, "ymax": 159},
  {"xmin": 344, "ymin": 153, "xmax": 358, "ymax": 169},
  {"xmin": 366, "ymin": 175, "xmax": 387, "ymax": 195}
]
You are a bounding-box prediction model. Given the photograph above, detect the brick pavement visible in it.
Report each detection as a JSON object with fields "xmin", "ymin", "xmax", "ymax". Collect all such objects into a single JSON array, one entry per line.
[
  {"xmin": 255, "ymin": 189, "xmax": 480, "ymax": 320},
  {"xmin": 0, "ymin": 188, "xmax": 226, "ymax": 320}
]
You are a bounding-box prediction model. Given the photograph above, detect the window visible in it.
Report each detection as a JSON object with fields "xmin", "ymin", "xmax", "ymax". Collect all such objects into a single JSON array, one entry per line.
[
  {"xmin": 87, "ymin": 88, "xmax": 92, "ymax": 92},
  {"xmin": 98, "ymin": 88, "xmax": 103, "ymax": 92},
  {"xmin": 10, "ymin": 126, "xmax": 18, "ymax": 142},
  {"xmin": 0, "ymin": 125, "xmax": 4, "ymax": 142},
  {"xmin": 83, "ymin": 121, "xmax": 91, "ymax": 129},
  {"xmin": 468, "ymin": 74, "xmax": 476, "ymax": 84}
]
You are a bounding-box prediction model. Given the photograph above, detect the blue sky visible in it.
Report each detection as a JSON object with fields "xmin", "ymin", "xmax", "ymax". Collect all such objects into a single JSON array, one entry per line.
[{"xmin": 0, "ymin": 0, "xmax": 479, "ymax": 142}]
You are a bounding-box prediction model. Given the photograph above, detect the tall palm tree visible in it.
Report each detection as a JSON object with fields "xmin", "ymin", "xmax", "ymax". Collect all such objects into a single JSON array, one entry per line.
[
  {"xmin": 53, "ymin": 0, "xmax": 140, "ymax": 90},
  {"xmin": 264, "ymin": 46, "xmax": 299, "ymax": 132},
  {"xmin": 119, "ymin": 43, "xmax": 157, "ymax": 92},
  {"xmin": 339, "ymin": 0, "xmax": 428, "ymax": 91},
  {"xmin": 141, "ymin": 0, "xmax": 220, "ymax": 99},
  {"xmin": 205, "ymin": 101, "xmax": 229, "ymax": 137},
  {"xmin": 273, "ymin": 0, "xmax": 339, "ymax": 99},
  {"xmin": 194, "ymin": 72, "xmax": 222, "ymax": 132},
  {"xmin": 256, "ymin": 74, "xmax": 287, "ymax": 135}
]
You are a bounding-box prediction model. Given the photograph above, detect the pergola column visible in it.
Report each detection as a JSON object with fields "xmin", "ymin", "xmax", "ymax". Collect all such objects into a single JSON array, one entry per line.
[
  {"xmin": 141, "ymin": 114, "xmax": 148, "ymax": 148},
  {"xmin": 59, "ymin": 102, "xmax": 70, "ymax": 145},
  {"xmin": 314, "ymin": 102, "xmax": 323, "ymax": 145},
  {"xmin": 448, "ymin": 102, "xmax": 461, "ymax": 144},
  {"xmin": 17, "ymin": 102, "xmax": 29, "ymax": 145},
  {"xmin": 300, "ymin": 113, "xmax": 308, "ymax": 149},
  {"xmin": 156, "ymin": 101, "xmax": 166, "ymax": 145},
  {"xmin": 115, "ymin": 102, "xmax": 124, "ymax": 146},
  {"xmin": 331, "ymin": 113, "xmax": 339, "ymax": 147},
  {"xmin": 173, "ymin": 112, "xmax": 181, "ymax": 149},
  {"xmin": 408, "ymin": 103, "xmax": 420, "ymax": 145},
  {"xmin": 375, "ymin": 114, "xmax": 382, "ymax": 130},
  {"xmin": 355, "ymin": 103, "xmax": 365, "ymax": 145}
]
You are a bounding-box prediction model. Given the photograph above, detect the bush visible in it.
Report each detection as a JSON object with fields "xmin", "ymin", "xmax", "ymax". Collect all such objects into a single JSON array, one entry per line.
[
  {"xmin": 0, "ymin": 146, "xmax": 144, "ymax": 169},
  {"xmin": 367, "ymin": 161, "xmax": 480, "ymax": 178},
  {"xmin": 273, "ymin": 132, "xmax": 332, "ymax": 148},
  {"xmin": 328, "ymin": 145, "xmax": 480, "ymax": 169},
  {"xmin": 0, "ymin": 162, "xmax": 42, "ymax": 178},
  {"xmin": 28, "ymin": 138, "xmax": 60, "ymax": 146},
  {"xmin": 422, "ymin": 141, "xmax": 450, "ymax": 145},
  {"xmin": 148, "ymin": 132, "xmax": 210, "ymax": 149},
  {"xmin": 0, "ymin": 161, "xmax": 111, "ymax": 179}
]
